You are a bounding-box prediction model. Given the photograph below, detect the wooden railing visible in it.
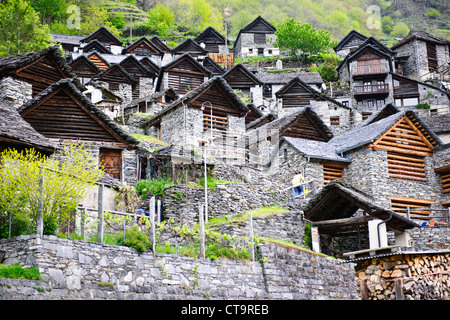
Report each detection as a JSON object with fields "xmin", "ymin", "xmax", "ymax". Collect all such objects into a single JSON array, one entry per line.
[
  {"xmin": 353, "ymin": 83, "xmax": 389, "ymax": 95},
  {"xmin": 351, "ymin": 63, "xmax": 389, "ymax": 77}
]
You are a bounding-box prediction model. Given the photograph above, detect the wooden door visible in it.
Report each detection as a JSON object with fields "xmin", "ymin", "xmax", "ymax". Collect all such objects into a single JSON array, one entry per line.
[{"xmin": 99, "ymin": 148, "xmax": 122, "ymax": 180}]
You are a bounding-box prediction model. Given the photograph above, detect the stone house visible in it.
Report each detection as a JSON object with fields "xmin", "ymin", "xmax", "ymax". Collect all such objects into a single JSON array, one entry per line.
[
  {"xmin": 155, "ymin": 53, "xmax": 212, "ymax": 95},
  {"xmin": 123, "ymin": 88, "xmax": 179, "ymax": 119},
  {"xmin": 328, "ymin": 110, "xmax": 445, "ymax": 220},
  {"xmin": 233, "ymin": 16, "xmax": 279, "ymax": 58},
  {"xmin": 51, "ymin": 33, "xmax": 84, "ymax": 54},
  {"xmin": 223, "ymin": 63, "xmax": 263, "ymax": 107},
  {"xmin": 274, "ymin": 77, "xmax": 352, "ymax": 134},
  {"xmin": 336, "ymin": 38, "xmax": 396, "ymax": 119},
  {"xmin": 16, "ymin": 78, "xmax": 139, "ymax": 184},
  {"xmin": 391, "ymin": 30, "xmax": 450, "ymax": 82},
  {"xmin": 333, "ymin": 30, "xmax": 368, "ymax": 59},
  {"xmin": 247, "ymin": 106, "xmax": 334, "ymax": 168},
  {"xmin": 143, "ymin": 76, "xmax": 249, "ymax": 159}
]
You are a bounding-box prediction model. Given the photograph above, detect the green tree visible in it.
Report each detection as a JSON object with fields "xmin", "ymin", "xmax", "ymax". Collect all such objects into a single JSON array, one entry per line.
[
  {"xmin": 0, "ymin": 144, "xmax": 105, "ymax": 233},
  {"xmin": 391, "ymin": 21, "xmax": 410, "ymax": 38},
  {"xmin": 381, "ymin": 16, "xmax": 393, "ymax": 34},
  {"xmin": 0, "ymin": 0, "xmax": 54, "ymax": 57},
  {"xmin": 273, "ymin": 18, "xmax": 337, "ymax": 66},
  {"xmin": 28, "ymin": 0, "xmax": 70, "ymax": 25},
  {"xmin": 147, "ymin": 3, "xmax": 175, "ymax": 37},
  {"xmin": 171, "ymin": 0, "xmax": 224, "ymax": 33}
]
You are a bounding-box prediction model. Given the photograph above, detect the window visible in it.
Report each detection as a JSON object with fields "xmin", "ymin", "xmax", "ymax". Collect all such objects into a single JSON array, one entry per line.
[
  {"xmin": 203, "ymin": 113, "xmax": 228, "ymax": 132},
  {"xmin": 342, "ymin": 101, "xmax": 349, "ymax": 108},
  {"xmin": 376, "ymin": 99, "xmax": 385, "ymax": 109},
  {"xmin": 257, "ymin": 48, "xmax": 264, "ymax": 56},
  {"xmin": 99, "ymin": 148, "xmax": 122, "ymax": 181},
  {"xmin": 363, "ymin": 81, "xmax": 371, "ymax": 92},
  {"xmin": 387, "ymin": 151, "xmax": 426, "ymax": 182},
  {"xmin": 393, "ymin": 79, "xmax": 400, "ymax": 88},
  {"xmin": 395, "ymin": 97, "xmax": 419, "ymax": 107},
  {"xmin": 367, "ymin": 100, "xmax": 374, "ymax": 108},
  {"xmin": 330, "ymin": 116, "xmax": 340, "ymax": 125}
]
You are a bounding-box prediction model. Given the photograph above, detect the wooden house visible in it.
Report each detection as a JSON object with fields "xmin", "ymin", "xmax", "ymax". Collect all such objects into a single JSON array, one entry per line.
[
  {"xmin": 150, "ymin": 36, "xmax": 171, "ymax": 55},
  {"xmin": 91, "ymin": 63, "xmax": 138, "ymax": 104},
  {"xmin": 202, "ymin": 56, "xmax": 225, "ymax": 77},
  {"xmin": 391, "ymin": 30, "xmax": 450, "ymax": 82},
  {"xmin": 69, "ymin": 55, "xmax": 100, "ymax": 85},
  {"xmin": 80, "ymin": 40, "xmax": 113, "ymax": 55},
  {"xmin": 333, "ymin": 30, "xmax": 368, "ymax": 58},
  {"xmin": 155, "ymin": 53, "xmax": 212, "ymax": 95},
  {"xmin": 194, "ymin": 26, "xmax": 227, "ymax": 54},
  {"xmin": 139, "ymin": 56, "xmax": 161, "ymax": 75},
  {"xmin": 123, "ymin": 36, "xmax": 164, "ymax": 59},
  {"xmin": 0, "ymin": 100, "xmax": 56, "ymax": 155},
  {"xmin": 171, "ymin": 38, "xmax": 208, "ymax": 59},
  {"xmin": 233, "ymin": 16, "xmax": 278, "ymax": 58},
  {"xmin": 17, "ymin": 78, "xmax": 139, "ymax": 182},
  {"xmin": 80, "ymin": 27, "xmax": 123, "ymax": 55},
  {"xmin": 223, "ymin": 64, "xmax": 263, "ymax": 107},
  {"xmin": 328, "ymin": 110, "xmax": 444, "ymax": 221},
  {"xmin": 144, "ymin": 76, "xmax": 249, "ymax": 154},
  {"xmin": 0, "ymin": 45, "xmax": 78, "ymax": 97}
]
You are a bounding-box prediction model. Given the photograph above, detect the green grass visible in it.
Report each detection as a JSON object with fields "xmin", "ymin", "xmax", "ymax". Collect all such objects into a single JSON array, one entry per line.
[
  {"xmin": 0, "ymin": 263, "xmax": 44, "ymax": 280},
  {"xmin": 131, "ymin": 133, "xmax": 168, "ymax": 146},
  {"xmin": 206, "ymin": 204, "xmax": 290, "ymax": 227}
]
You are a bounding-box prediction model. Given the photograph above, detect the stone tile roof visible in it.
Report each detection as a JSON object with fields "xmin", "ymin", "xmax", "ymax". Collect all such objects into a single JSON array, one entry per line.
[
  {"xmin": 304, "ymin": 180, "xmax": 419, "ymax": 230},
  {"xmin": 282, "ymin": 137, "xmax": 351, "ymax": 163},
  {"xmin": 423, "ymin": 113, "xmax": 450, "ymax": 134},
  {"xmin": 17, "ymin": 78, "xmax": 139, "ymax": 147},
  {"xmin": 329, "ymin": 110, "xmax": 442, "ymax": 154},
  {"xmin": 256, "ymin": 71, "xmax": 323, "ymax": 85}
]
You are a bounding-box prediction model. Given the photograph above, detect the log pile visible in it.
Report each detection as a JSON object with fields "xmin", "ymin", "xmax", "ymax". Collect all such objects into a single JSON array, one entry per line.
[{"xmin": 355, "ymin": 253, "xmax": 450, "ymax": 300}]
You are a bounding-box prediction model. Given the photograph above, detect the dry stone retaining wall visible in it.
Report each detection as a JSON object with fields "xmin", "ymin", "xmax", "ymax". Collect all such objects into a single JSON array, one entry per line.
[{"xmin": 0, "ymin": 235, "xmax": 359, "ymax": 300}]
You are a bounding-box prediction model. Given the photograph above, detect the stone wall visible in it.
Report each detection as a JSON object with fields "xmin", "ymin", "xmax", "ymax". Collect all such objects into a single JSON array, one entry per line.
[
  {"xmin": 163, "ymin": 182, "xmax": 289, "ymax": 225},
  {"xmin": 0, "ymin": 77, "xmax": 32, "ymax": 109},
  {"xmin": 0, "ymin": 235, "xmax": 359, "ymax": 300}
]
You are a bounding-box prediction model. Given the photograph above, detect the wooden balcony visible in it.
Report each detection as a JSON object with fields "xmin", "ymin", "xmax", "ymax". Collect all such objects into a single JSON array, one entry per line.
[
  {"xmin": 351, "ymin": 63, "xmax": 389, "ymax": 78},
  {"xmin": 353, "ymin": 84, "xmax": 390, "ymax": 97}
]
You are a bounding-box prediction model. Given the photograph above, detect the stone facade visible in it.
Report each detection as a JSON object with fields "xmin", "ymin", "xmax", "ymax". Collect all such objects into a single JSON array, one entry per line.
[
  {"xmin": 0, "ymin": 77, "xmax": 32, "ymax": 109},
  {"xmin": 0, "ymin": 235, "xmax": 359, "ymax": 300},
  {"xmin": 234, "ymin": 33, "xmax": 279, "ymax": 58}
]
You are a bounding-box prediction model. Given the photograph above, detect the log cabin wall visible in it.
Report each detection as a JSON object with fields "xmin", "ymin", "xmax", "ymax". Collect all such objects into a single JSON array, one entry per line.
[{"xmin": 161, "ymin": 58, "xmax": 210, "ymax": 94}]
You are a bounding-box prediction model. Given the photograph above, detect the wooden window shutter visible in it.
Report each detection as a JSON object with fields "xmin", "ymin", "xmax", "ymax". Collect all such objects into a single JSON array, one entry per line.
[
  {"xmin": 388, "ymin": 195, "xmax": 433, "ymax": 220},
  {"xmin": 99, "ymin": 148, "xmax": 122, "ymax": 180},
  {"xmin": 435, "ymin": 165, "xmax": 450, "ymax": 194},
  {"xmin": 322, "ymin": 162, "xmax": 347, "ymax": 185}
]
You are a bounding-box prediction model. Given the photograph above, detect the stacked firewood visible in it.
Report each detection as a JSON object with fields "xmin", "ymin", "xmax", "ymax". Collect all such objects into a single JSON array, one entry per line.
[{"xmin": 355, "ymin": 253, "xmax": 450, "ymax": 300}]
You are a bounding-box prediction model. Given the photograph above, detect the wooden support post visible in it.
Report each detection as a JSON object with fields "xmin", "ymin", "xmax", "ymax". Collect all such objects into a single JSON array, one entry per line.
[
  {"xmin": 395, "ymin": 279, "xmax": 404, "ymax": 300},
  {"xmin": 150, "ymin": 196, "xmax": 156, "ymax": 256},
  {"xmin": 157, "ymin": 199, "xmax": 161, "ymax": 223},
  {"xmin": 81, "ymin": 207, "xmax": 86, "ymax": 240},
  {"xmin": 97, "ymin": 183, "xmax": 104, "ymax": 244}
]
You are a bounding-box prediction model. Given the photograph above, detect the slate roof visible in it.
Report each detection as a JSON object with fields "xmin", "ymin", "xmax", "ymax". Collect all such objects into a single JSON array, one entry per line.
[
  {"xmin": 423, "ymin": 113, "xmax": 450, "ymax": 134},
  {"xmin": 51, "ymin": 33, "xmax": 84, "ymax": 45},
  {"xmin": 80, "ymin": 27, "xmax": 123, "ymax": 45},
  {"xmin": 249, "ymin": 107, "xmax": 334, "ymax": 141},
  {"xmin": 0, "ymin": 45, "xmax": 78, "ymax": 80},
  {"xmin": 0, "ymin": 100, "xmax": 56, "ymax": 152},
  {"xmin": 328, "ymin": 110, "xmax": 442, "ymax": 154},
  {"xmin": 281, "ymin": 137, "xmax": 351, "ymax": 163},
  {"xmin": 17, "ymin": 78, "xmax": 139, "ymax": 147},
  {"xmin": 303, "ymin": 180, "xmax": 420, "ymax": 231},
  {"xmin": 391, "ymin": 30, "xmax": 448, "ymax": 49},
  {"xmin": 333, "ymin": 30, "xmax": 368, "ymax": 52},
  {"xmin": 257, "ymin": 71, "xmax": 323, "ymax": 86},
  {"xmin": 223, "ymin": 63, "xmax": 263, "ymax": 86}
]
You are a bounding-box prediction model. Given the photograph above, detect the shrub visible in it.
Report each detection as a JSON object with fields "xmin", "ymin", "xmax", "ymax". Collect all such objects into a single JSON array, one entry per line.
[
  {"xmin": 122, "ymin": 225, "xmax": 149, "ymax": 253},
  {"xmin": 135, "ymin": 177, "xmax": 172, "ymax": 199}
]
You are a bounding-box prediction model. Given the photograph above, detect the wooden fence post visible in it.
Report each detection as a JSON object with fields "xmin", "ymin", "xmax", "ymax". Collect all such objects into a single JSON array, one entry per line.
[
  {"xmin": 249, "ymin": 211, "xmax": 254, "ymax": 262},
  {"xmin": 150, "ymin": 196, "xmax": 156, "ymax": 256},
  {"xmin": 97, "ymin": 183, "xmax": 104, "ymax": 244}
]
